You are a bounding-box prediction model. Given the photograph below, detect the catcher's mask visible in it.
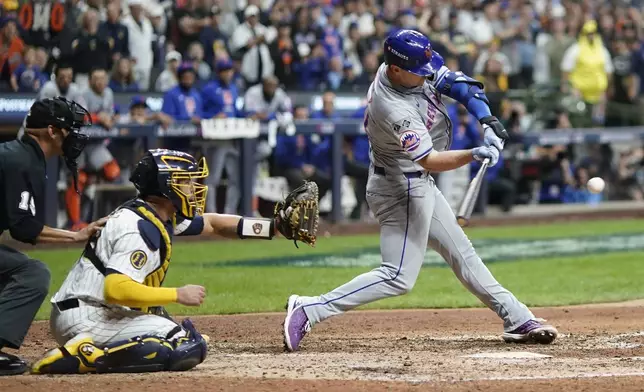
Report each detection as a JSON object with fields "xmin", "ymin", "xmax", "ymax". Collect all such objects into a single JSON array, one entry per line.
[
  {"xmin": 25, "ymin": 96, "xmax": 91, "ymax": 192},
  {"xmin": 130, "ymin": 149, "xmax": 209, "ymax": 219}
]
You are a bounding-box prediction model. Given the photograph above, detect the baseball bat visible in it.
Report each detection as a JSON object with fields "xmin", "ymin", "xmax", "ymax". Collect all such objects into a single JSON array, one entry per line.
[{"xmin": 456, "ymin": 158, "xmax": 489, "ymax": 227}]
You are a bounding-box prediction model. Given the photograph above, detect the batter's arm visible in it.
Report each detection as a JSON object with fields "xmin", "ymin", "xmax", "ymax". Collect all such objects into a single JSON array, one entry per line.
[
  {"xmin": 432, "ymin": 66, "xmax": 492, "ymax": 121},
  {"xmin": 417, "ymin": 149, "xmax": 474, "ymax": 173}
]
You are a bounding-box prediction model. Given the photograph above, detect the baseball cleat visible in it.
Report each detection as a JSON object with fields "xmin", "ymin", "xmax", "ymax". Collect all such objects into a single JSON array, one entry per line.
[
  {"xmin": 283, "ymin": 295, "xmax": 311, "ymax": 352},
  {"xmin": 0, "ymin": 351, "xmax": 28, "ymax": 376},
  {"xmin": 502, "ymin": 318, "xmax": 558, "ymax": 344}
]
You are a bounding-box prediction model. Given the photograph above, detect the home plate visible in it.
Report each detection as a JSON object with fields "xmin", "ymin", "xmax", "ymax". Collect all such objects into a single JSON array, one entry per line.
[{"xmin": 462, "ymin": 352, "xmax": 552, "ymax": 359}]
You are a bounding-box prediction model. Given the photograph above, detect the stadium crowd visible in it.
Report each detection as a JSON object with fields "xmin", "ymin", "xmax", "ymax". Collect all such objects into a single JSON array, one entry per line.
[{"xmin": 0, "ymin": 0, "xmax": 643, "ymax": 228}]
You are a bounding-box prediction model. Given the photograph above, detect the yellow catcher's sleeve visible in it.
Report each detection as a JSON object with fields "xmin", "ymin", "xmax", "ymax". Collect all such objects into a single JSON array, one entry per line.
[{"xmin": 104, "ymin": 274, "xmax": 177, "ymax": 308}]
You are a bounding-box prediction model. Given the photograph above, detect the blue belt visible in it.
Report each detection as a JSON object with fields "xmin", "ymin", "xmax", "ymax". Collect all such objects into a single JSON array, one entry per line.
[{"xmin": 373, "ymin": 166, "xmax": 423, "ymax": 179}]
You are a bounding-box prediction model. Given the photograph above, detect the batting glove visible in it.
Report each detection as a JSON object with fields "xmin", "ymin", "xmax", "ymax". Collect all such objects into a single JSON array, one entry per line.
[
  {"xmin": 472, "ymin": 146, "xmax": 500, "ymax": 167},
  {"xmin": 480, "ymin": 116, "xmax": 509, "ymax": 151}
]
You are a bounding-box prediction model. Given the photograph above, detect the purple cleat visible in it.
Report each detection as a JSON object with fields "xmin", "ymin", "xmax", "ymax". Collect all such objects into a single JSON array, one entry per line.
[
  {"xmin": 283, "ymin": 295, "xmax": 311, "ymax": 352},
  {"xmin": 502, "ymin": 318, "xmax": 558, "ymax": 344}
]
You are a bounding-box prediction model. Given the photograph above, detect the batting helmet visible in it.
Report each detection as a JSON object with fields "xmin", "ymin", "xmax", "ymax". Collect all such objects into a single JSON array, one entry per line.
[
  {"xmin": 130, "ymin": 149, "xmax": 209, "ymax": 219},
  {"xmin": 383, "ymin": 29, "xmax": 444, "ymax": 77}
]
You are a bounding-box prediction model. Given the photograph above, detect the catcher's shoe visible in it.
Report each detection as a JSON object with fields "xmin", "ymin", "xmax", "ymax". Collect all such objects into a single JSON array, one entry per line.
[
  {"xmin": 283, "ymin": 295, "xmax": 311, "ymax": 352},
  {"xmin": 502, "ymin": 319, "xmax": 558, "ymax": 344},
  {"xmin": 31, "ymin": 333, "xmax": 102, "ymax": 374}
]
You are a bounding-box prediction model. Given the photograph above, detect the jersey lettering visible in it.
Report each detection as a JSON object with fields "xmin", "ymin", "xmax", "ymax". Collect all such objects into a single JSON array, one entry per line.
[{"xmin": 32, "ymin": 3, "xmax": 51, "ymax": 32}]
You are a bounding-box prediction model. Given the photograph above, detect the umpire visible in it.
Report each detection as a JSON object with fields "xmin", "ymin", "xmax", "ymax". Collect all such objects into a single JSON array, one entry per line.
[{"xmin": 0, "ymin": 97, "xmax": 106, "ymax": 376}]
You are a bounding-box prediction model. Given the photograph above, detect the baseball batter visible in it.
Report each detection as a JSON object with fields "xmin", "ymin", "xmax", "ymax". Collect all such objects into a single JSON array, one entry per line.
[
  {"xmin": 284, "ymin": 30, "xmax": 558, "ymax": 352},
  {"xmin": 31, "ymin": 149, "xmax": 310, "ymax": 374}
]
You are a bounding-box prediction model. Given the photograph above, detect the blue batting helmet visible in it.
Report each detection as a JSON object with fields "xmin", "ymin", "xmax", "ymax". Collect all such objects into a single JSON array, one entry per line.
[{"xmin": 383, "ymin": 29, "xmax": 444, "ymax": 77}]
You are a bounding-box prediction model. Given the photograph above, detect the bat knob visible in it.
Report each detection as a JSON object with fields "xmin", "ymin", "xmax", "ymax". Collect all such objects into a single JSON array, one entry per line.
[{"xmin": 457, "ymin": 217, "xmax": 469, "ymax": 227}]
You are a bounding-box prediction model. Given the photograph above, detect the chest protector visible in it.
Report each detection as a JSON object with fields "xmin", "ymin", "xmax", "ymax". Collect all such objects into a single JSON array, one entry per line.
[{"xmin": 82, "ymin": 199, "xmax": 173, "ymax": 299}]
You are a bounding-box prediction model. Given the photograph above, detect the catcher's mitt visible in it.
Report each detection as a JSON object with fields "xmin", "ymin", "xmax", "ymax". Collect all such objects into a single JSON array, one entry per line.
[{"xmin": 274, "ymin": 181, "xmax": 320, "ymax": 247}]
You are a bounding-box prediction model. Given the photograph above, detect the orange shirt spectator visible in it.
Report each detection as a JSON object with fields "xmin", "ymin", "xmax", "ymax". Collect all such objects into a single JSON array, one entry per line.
[{"xmin": 0, "ymin": 18, "xmax": 24, "ymax": 78}]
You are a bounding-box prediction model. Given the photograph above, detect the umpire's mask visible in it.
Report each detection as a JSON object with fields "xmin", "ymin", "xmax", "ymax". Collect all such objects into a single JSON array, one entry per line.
[{"xmin": 26, "ymin": 97, "xmax": 91, "ymax": 193}]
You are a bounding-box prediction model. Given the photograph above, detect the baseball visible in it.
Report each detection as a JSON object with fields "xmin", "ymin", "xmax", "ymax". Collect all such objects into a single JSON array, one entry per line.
[{"xmin": 587, "ymin": 177, "xmax": 605, "ymax": 194}]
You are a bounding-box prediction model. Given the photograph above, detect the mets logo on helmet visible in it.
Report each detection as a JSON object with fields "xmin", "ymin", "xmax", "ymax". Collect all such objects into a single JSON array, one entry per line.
[
  {"xmin": 425, "ymin": 44, "xmax": 432, "ymax": 59},
  {"xmin": 400, "ymin": 131, "xmax": 420, "ymax": 152}
]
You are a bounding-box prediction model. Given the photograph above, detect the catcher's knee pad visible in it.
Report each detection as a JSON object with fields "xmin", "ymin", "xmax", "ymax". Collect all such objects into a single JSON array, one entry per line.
[
  {"xmin": 95, "ymin": 331, "xmax": 207, "ymax": 374},
  {"xmin": 31, "ymin": 334, "xmax": 103, "ymax": 374}
]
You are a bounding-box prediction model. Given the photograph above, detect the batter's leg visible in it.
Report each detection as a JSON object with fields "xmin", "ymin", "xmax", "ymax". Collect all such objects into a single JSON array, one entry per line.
[
  {"xmin": 284, "ymin": 178, "xmax": 434, "ymax": 351},
  {"xmin": 427, "ymin": 184, "xmax": 557, "ymax": 343}
]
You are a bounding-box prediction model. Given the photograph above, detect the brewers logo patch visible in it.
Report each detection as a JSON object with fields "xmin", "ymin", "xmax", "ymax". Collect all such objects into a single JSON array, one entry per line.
[
  {"xmin": 80, "ymin": 343, "xmax": 95, "ymax": 356},
  {"xmin": 400, "ymin": 131, "xmax": 421, "ymax": 152},
  {"xmin": 252, "ymin": 223, "xmax": 263, "ymax": 234},
  {"xmin": 130, "ymin": 250, "xmax": 148, "ymax": 270}
]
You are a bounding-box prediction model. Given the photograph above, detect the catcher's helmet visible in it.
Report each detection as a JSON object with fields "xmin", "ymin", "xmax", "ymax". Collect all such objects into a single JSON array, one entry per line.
[
  {"xmin": 130, "ymin": 149, "xmax": 209, "ymax": 219},
  {"xmin": 383, "ymin": 29, "xmax": 444, "ymax": 77}
]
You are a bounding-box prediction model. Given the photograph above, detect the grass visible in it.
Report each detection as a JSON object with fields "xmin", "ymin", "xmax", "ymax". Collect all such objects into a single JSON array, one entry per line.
[{"xmin": 26, "ymin": 218, "xmax": 644, "ymax": 319}]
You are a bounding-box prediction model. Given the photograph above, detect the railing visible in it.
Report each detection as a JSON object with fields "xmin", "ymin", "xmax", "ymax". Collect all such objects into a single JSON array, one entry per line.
[{"xmin": 42, "ymin": 119, "xmax": 644, "ymax": 227}]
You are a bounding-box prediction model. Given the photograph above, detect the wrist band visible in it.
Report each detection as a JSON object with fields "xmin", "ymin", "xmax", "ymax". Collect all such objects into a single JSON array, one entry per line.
[{"xmin": 236, "ymin": 218, "xmax": 274, "ymax": 240}]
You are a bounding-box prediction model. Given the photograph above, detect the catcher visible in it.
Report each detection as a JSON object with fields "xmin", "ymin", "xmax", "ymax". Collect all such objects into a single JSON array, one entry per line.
[{"xmin": 31, "ymin": 149, "xmax": 319, "ymax": 375}]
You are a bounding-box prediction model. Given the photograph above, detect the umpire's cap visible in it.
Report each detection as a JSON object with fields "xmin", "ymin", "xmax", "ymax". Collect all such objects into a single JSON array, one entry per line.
[
  {"xmin": 383, "ymin": 29, "xmax": 444, "ymax": 77},
  {"xmin": 25, "ymin": 96, "xmax": 91, "ymax": 133}
]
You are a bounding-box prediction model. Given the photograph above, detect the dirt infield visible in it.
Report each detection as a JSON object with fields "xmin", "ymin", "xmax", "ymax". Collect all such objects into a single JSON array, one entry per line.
[{"xmin": 3, "ymin": 301, "xmax": 644, "ymax": 392}]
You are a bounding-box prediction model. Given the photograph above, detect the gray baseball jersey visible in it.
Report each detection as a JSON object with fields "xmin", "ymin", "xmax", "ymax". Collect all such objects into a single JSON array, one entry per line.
[
  {"xmin": 82, "ymin": 87, "xmax": 115, "ymax": 116},
  {"xmin": 299, "ymin": 63, "xmax": 536, "ymax": 333},
  {"xmin": 365, "ymin": 64, "xmax": 452, "ymax": 174}
]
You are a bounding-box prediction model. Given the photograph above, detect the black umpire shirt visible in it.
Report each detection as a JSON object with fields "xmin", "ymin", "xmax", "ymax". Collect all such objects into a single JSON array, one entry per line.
[{"xmin": 0, "ymin": 135, "xmax": 46, "ymax": 245}]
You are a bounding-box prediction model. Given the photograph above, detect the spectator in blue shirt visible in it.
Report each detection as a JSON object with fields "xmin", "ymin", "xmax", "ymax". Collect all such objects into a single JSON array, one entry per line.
[
  {"xmin": 450, "ymin": 105, "xmax": 481, "ymax": 151},
  {"xmin": 562, "ymin": 166, "xmax": 602, "ymax": 205},
  {"xmin": 200, "ymin": 58, "xmax": 242, "ymax": 214},
  {"xmin": 162, "ymin": 62, "xmax": 203, "ymax": 122},
  {"xmin": 161, "ymin": 62, "xmax": 203, "ymax": 150},
  {"xmin": 344, "ymin": 104, "xmax": 370, "ymax": 219},
  {"xmin": 10, "ymin": 47, "xmax": 43, "ymax": 92},
  {"xmin": 319, "ymin": 9, "xmax": 343, "ymax": 59},
  {"xmin": 312, "ymin": 91, "xmax": 368, "ymax": 219},
  {"xmin": 538, "ymin": 146, "xmax": 575, "ymax": 204},
  {"xmin": 350, "ymin": 105, "xmax": 370, "ymax": 166},
  {"xmin": 273, "ymin": 105, "xmax": 331, "ymax": 199},
  {"xmin": 201, "ymin": 58, "xmax": 240, "ymax": 119},
  {"xmin": 294, "ymin": 42, "xmax": 328, "ymax": 91}
]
